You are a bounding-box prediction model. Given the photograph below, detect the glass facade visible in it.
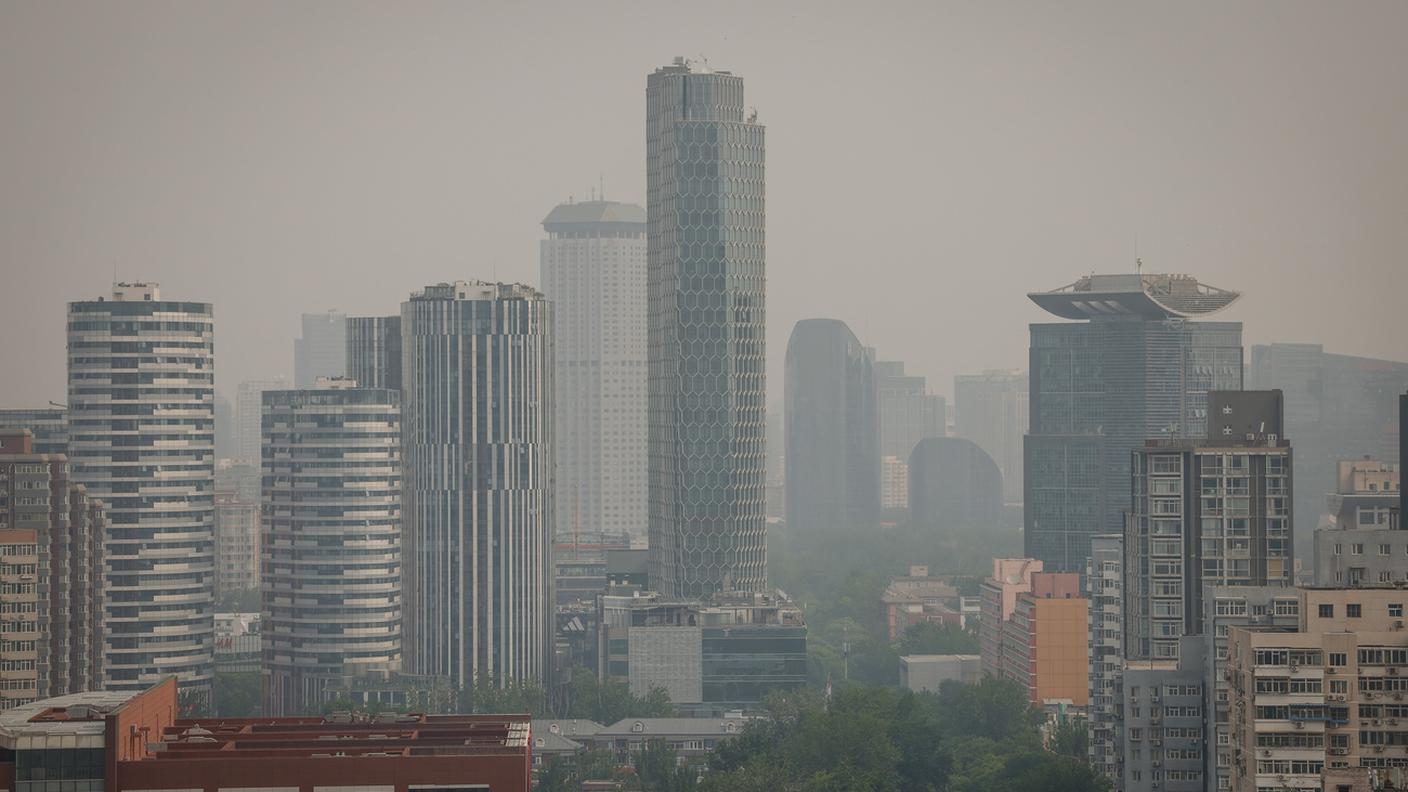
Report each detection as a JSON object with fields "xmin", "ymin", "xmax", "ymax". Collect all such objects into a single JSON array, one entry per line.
[
  {"xmin": 783, "ymin": 319, "xmax": 879, "ymax": 542},
  {"xmin": 401, "ymin": 283, "xmax": 553, "ymax": 685},
  {"xmin": 1025, "ymin": 317, "xmax": 1243, "ymax": 573},
  {"xmin": 647, "ymin": 61, "xmax": 767, "ymax": 598},
  {"xmin": 261, "ymin": 387, "xmax": 402, "ymax": 715},
  {"xmin": 66, "ymin": 286, "xmax": 215, "ymax": 699},
  {"xmin": 346, "ymin": 315, "xmax": 402, "ymax": 392}
]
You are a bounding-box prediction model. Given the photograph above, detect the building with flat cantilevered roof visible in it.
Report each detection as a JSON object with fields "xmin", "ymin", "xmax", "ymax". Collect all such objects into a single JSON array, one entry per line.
[{"xmin": 1024, "ymin": 273, "xmax": 1244, "ymax": 573}]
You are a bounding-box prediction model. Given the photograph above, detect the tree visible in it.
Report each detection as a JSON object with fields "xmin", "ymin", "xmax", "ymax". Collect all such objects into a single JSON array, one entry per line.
[
  {"xmin": 897, "ymin": 622, "xmax": 979, "ymax": 656},
  {"xmin": 213, "ymin": 671, "xmax": 260, "ymax": 717},
  {"xmin": 1048, "ymin": 716, "xmax": 1089, "ymax": 758},
  {"xmin": 561, "ymin": 668, "xmax": 675, "ymax": 724},
  {"xmin": 633, "ymin": 739, "xmax": 699, "ymax": 792}
]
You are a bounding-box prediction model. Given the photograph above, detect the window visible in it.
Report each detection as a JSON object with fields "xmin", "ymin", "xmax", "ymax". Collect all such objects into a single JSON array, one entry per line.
[
  {"xmin": 1348, "ymin": 604, "xmax": 1362, "ymax": 618},
  {"xmin": 1352, "ymin": 544, "xmax": 1365, "ymax": 555},
  {"xmin": 1319, "ymin": 604, "xmax": 1334, "ymax": 618},
  {"xmin": 1391, "ymin": 604, "xmax": 1403, "ymax": 619},
  {"xmin": 1329, "ymin": 652, "xmax": 1347, "ymax": 667}
]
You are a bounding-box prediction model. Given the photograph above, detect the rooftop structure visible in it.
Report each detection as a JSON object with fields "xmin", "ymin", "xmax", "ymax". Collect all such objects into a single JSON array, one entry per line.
[{"xmin": 1028, "ymin": 273, "xmax": 1241, "ymax": 320}]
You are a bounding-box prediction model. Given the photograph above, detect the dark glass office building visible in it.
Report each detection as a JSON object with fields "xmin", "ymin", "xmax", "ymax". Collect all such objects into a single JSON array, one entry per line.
[
  {"xmin": 646, "ymin": 58, "xmax": 767, "ymax": 597},
  {"xmin": 908, "ymin": 437, "xmax": 1003, "ymax": 539},
  {"xmin": 346, "ymin": 315, "xmax": 402, "ymax": 392},
  {"xmin": 1024, "ymin": 273, "xmax": 1243, "ymax": 573},
  {"xmin": 783, "ymin": 318, "xmax": 879, "ymax": 542}
]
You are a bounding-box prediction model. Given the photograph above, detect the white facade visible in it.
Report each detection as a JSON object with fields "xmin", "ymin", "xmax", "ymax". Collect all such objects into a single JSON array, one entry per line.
[
  {"xmin": 67, "ymin": 282, "xmax": 215, "ymax": 697},
  {"xmin": 540, "ymin": 200, "xmax": 647, "ymax": 541}
]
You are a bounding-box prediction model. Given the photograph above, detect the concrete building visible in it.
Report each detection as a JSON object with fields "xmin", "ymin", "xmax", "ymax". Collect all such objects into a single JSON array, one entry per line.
[
  {"xmin": 1202, "ymin": 586, "xmax": 1303, "ymax": 792},
  {"xmin": 907, "ymin": 437, "xmax": 1003, "ymax": 539},
  {"xmin": 647, "ymin": 58, "xmax": 767, "ymax": 599},
  {"xmin": 594, "ymin": 716, "xmax": 749, "ymax": 763},
  {"xmin": 1226, "ymin": 588, "xmax": 1408, "ymax": 792},
  {"xmin": 1087, "ymin": 534, "xmax": 1125, "ymax": 783},
  {"xmin": 542, "ymin": 199, "xmax": 648, "ymax": 543},
  {"xmin": 346, "ymin": 314, "xmax": 402, "ymax": 392},
  {"xmin": 0, "ymin": 430, "xmax": 105, "ymax": 710},
  {"xmin": 1247, "ymin": 344, "xmax": 1408, "ymax": 542},
  {"xmin": 900, "ymin": 654, "xmax": 982, "ymax": 691},
  {"xmin": 874, "ymin": 358, "xmax": 946, "ymax": 475},
  {"xmin": 999, "ymin": 572, "xmax": 1088, "ymax": 707},
  {"xmin": 882, "ymin": 565, "xmax": 962, "ymax": 641},
  {"xmin": 215, "ymin": 457, "xmax": 260, "ymax": 504},
  {"xmin": 881, "ymin": 456, "xmax": 908, "ymax": 516},
  {"xmin": 0, "ymin": 679, "xmax": 532, "ymax": 792},
  {"xmin": 1126, "ymin": 391, "xmax": 1294, "ymax": 661},
  {"xmin": 1314, "ymin": 460, "xmax": 1403, "ymax": 587},
  {"xmin": 234, "ymin": 377, "xmax": 288, "ymax": 463},
  {"xmin": 401, "ymin": 281, "xmax": 553, "ymax": 686},
  {"xmin": 0, "ymin": 409, "xmax": 67, "ymax": 456},
  {"xmin": 261, "ymin": 382, "xmax": 402, "ymax": 715},
  {"xmin": 214, "ymin": 612, "xmax": 260, "ymax": 675},
  {"xmin": 293, "ymin": 310, "xmax": 346, "ymax": 387},
  {"xmin": 954, "ymin": 369, "xmax": 1029, "ymax": 504},
  {"xmin": 212, "ymin": 491, "xmax": 258, "ymax": 599},
  {"xmin": 1122, "ymin": 640, "xmax": 1208, "ymax": 792},
  {"xmin": 1025, "ymin": 273, "xmax": 1244, "ymax": 573},
  {"xmin": 67, "ymin": 282, "xmax": 215, "ymax": 699},
  {"xmin": 784, "ymin": 319, "xmax": 879, "ymax": 542},
  {"xmin": 598, "ymin": 590, "xmax": 805, "ymax": 715},
  {"xmin": 979, "ymin": 558, "xmax": 1045, "ymax": 679}
]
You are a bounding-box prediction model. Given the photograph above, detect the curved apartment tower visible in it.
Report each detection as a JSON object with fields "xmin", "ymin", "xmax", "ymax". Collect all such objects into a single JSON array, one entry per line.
[
  {"xmin": 783, "ymin": 319, "xmax": 879, "ymax": 542},
  {"xmin": 261, "ymin": 383, "xmax": 402, "ymax": 715},
  {"xmin": 647, "ymin": 58, "xmax": 767, "ymax": 598},
  {"xmin": 66, "ymin": 282, "xmax": 215, "ymax": 697},
  {"xmin": 540, "ymin": 200, "xmax": 648, "ymax": 542},
  {"xmin": 401, "ymin": 282, "xmax": 553, "ymax": 685}
]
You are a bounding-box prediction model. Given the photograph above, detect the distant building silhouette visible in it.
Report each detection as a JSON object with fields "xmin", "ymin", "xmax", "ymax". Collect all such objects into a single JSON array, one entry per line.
[
  {"xmin": 784, "ymin": 318, "xmax": 879, "ymax": 541},
  {"xmin": 294, "ymin": 311, "xmax": 346, "ymax": 387},
  {"xmin": 907, "ymin": 437, "xmax": 1002, "ymax": 538},
  {"xmin": 954, "ymin": 369, "xmax": 1027, "ymax": 503}
]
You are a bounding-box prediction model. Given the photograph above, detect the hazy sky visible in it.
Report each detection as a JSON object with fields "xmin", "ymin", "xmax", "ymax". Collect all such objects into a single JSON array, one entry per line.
[{"xmin": 3, "ymin": 1, "xmax": 1406, "ymax": 408}]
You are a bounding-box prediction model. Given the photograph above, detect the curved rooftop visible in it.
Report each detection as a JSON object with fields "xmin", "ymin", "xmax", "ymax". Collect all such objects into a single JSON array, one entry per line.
[
  {"xmin": 542, "ymin": 200, "xmax": 646, "ymax": 234},
  {"xmin": 1029, "ymin": 273, "xmax": 1240, "ymax": 320}
]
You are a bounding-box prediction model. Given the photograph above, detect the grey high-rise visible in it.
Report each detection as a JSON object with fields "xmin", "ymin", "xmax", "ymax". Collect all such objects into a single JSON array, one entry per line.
[
  {"xmin": 647, "ymin": 58, "xmax": 767, "ymax": 598},
  {"xmin": 1025, "ymin": 273, "xmax": 1243, "ymax": 572},
  {"xmin": 908, "ymin": 437, "xmax": 1003, "ymax": 539},
  {"xmin": 346, "ymin": 315, "xmax": 402, "ymax": 392},
  {"xmin": 954, "ymin": 370, "xmax": 1028, "ymax": 504},
  {"xmin": 67, "ymin": 282, "xmax": 215, "ymax": 697},
  {"xmin": 294, "ymin": 311, "xmax": 346, "ymax": 387},
  {"xmin": 262, "ymin": 383, "xmax": 402, "ymax": 715},
  {"xmin": 784, "ymin": 319, "xmax": 879, "ymax": 541},
  {"xmin": 0, "ymin": 408, "xmax": 67, "ymax": 456},
  {"xmin": 540, "ymin": 200, "xmax": 648, "ymax": 541},
  {"xmin": 401, "ymin": 281, "xmax": 553, "ymax": 685}
]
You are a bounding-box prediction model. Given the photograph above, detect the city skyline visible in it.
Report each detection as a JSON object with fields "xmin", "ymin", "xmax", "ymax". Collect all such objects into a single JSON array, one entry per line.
[{"xmin": 4, "ymin": 3, "xmax": 1407, "ymax": 408}]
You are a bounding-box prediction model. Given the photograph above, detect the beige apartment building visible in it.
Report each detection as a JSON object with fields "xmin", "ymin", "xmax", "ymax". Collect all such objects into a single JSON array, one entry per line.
[{"xmin": 1228, "ymin": 588, "xmax": 1408, "ymax": 792}]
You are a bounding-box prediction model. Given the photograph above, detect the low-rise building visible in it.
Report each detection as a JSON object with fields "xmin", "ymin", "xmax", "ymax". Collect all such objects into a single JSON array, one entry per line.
[
  {"xmin": 979, "ymin": 558, "xmax": 1045, "ymax": 679},
  {"xmin": 900, "ymin": 654, "xmax": 981, "ymax": 691},
  {"xmin": 594, "ymin": 717, "xmax": 749, "ymax": 763},
  {"xmin": 1000, "ymin": 572, "xmax": 1088, "ymax": 707},
  {"xmin": 0, "ymin": 679, "xmax": 531, "ymax": 791},
  {"xmin": 598, "ymin": 590, "xmax": 806, "ymax": 715},
  {"xmin": 882, "ymin": 565, "xmax": 963, "ymax": 640}
]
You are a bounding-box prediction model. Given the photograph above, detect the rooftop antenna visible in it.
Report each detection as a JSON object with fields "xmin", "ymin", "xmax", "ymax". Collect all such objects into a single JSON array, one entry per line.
[{"xmin": 599, "ymin": 174, "xmax": 605, "ymax": 201}]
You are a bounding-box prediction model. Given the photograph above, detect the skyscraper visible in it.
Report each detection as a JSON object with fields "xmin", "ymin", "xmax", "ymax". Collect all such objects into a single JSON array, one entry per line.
[
  {"xmin": 262, "ymin": 381, "xmax": 402, "ymax": 715},
  {"xmin": 873, "ymin": 358, "xmax": 945, "ymax": 511},
  {"xmin": 1025, "ymin": 273, "xmax": 1243, "ymax": 572},
  {"xmin": 954, "ymin": 369, "xmax": 1028, "ymax": 504},
  {"xmin": 783, "ymin": 319, "xmax": 879, "ymax": 541},
  {"xmin": 401, "ymin": 281, "xmax": 553, "ymax": 685},
  {"xmin": 294, "ymin": 311, "xmax": 346, "ymax": 387},
  {"xmin": 540, "ymin": 199, "xmax": 648, "ymax": 541},
  {"xmin": 346, "ymin": 315, "xmax": 402, "ymax": 392},
  {"xmin": 647, "ymin": 58, "xmax": 767, "ymax": 598},
  {"xmin": 235, "ymin": 378, "xmax": 288, "ymax": 462},
  {"xmin": 1125, "ymin": 390, "xmax": 1292, "ymax": 661},
  {"xmin": 67, "ymin": 282, "xmax": 215, "ymax": 697}
]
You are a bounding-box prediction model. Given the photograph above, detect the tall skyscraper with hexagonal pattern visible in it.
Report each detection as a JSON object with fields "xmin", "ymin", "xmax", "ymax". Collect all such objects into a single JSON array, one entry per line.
[{"xmin": 647, "ymin": 58, "xmax": 767, "ymax": 597}]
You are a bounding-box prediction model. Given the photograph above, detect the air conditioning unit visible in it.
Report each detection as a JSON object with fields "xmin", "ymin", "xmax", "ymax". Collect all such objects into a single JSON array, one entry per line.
[
  {"xmin": 1294, "ymin": 722, "xmax": 1304, "ymax": 729},
  {"xmin": 1262, "ymin": 750, "xmax": 1273, "ymax": 757},
  {"xmin": 1375, "ymin": 745, "xmax": 1386, "ymax": 753},
  {"xmin": 1391, "ymin": 719, "xmax": 1400, "ymax": 726},
  {"xmin": 1153, "ymin": 761, "xmax": 1162, "ymax": 767},
  {"xmin": 1365, "ymin": 692, "xmax": 1377, "ymax": 700},
  {"xmin": 1327, "ymin": 667, "xmax": 1337, "ymax": 674},
  {"xmin": 1391, "ymin": 667, "xmax": 1400, "ymax": 675},
  {"xmin": 1290, "ymin": 664, "xmax": 1299, "ymax": 673}
]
